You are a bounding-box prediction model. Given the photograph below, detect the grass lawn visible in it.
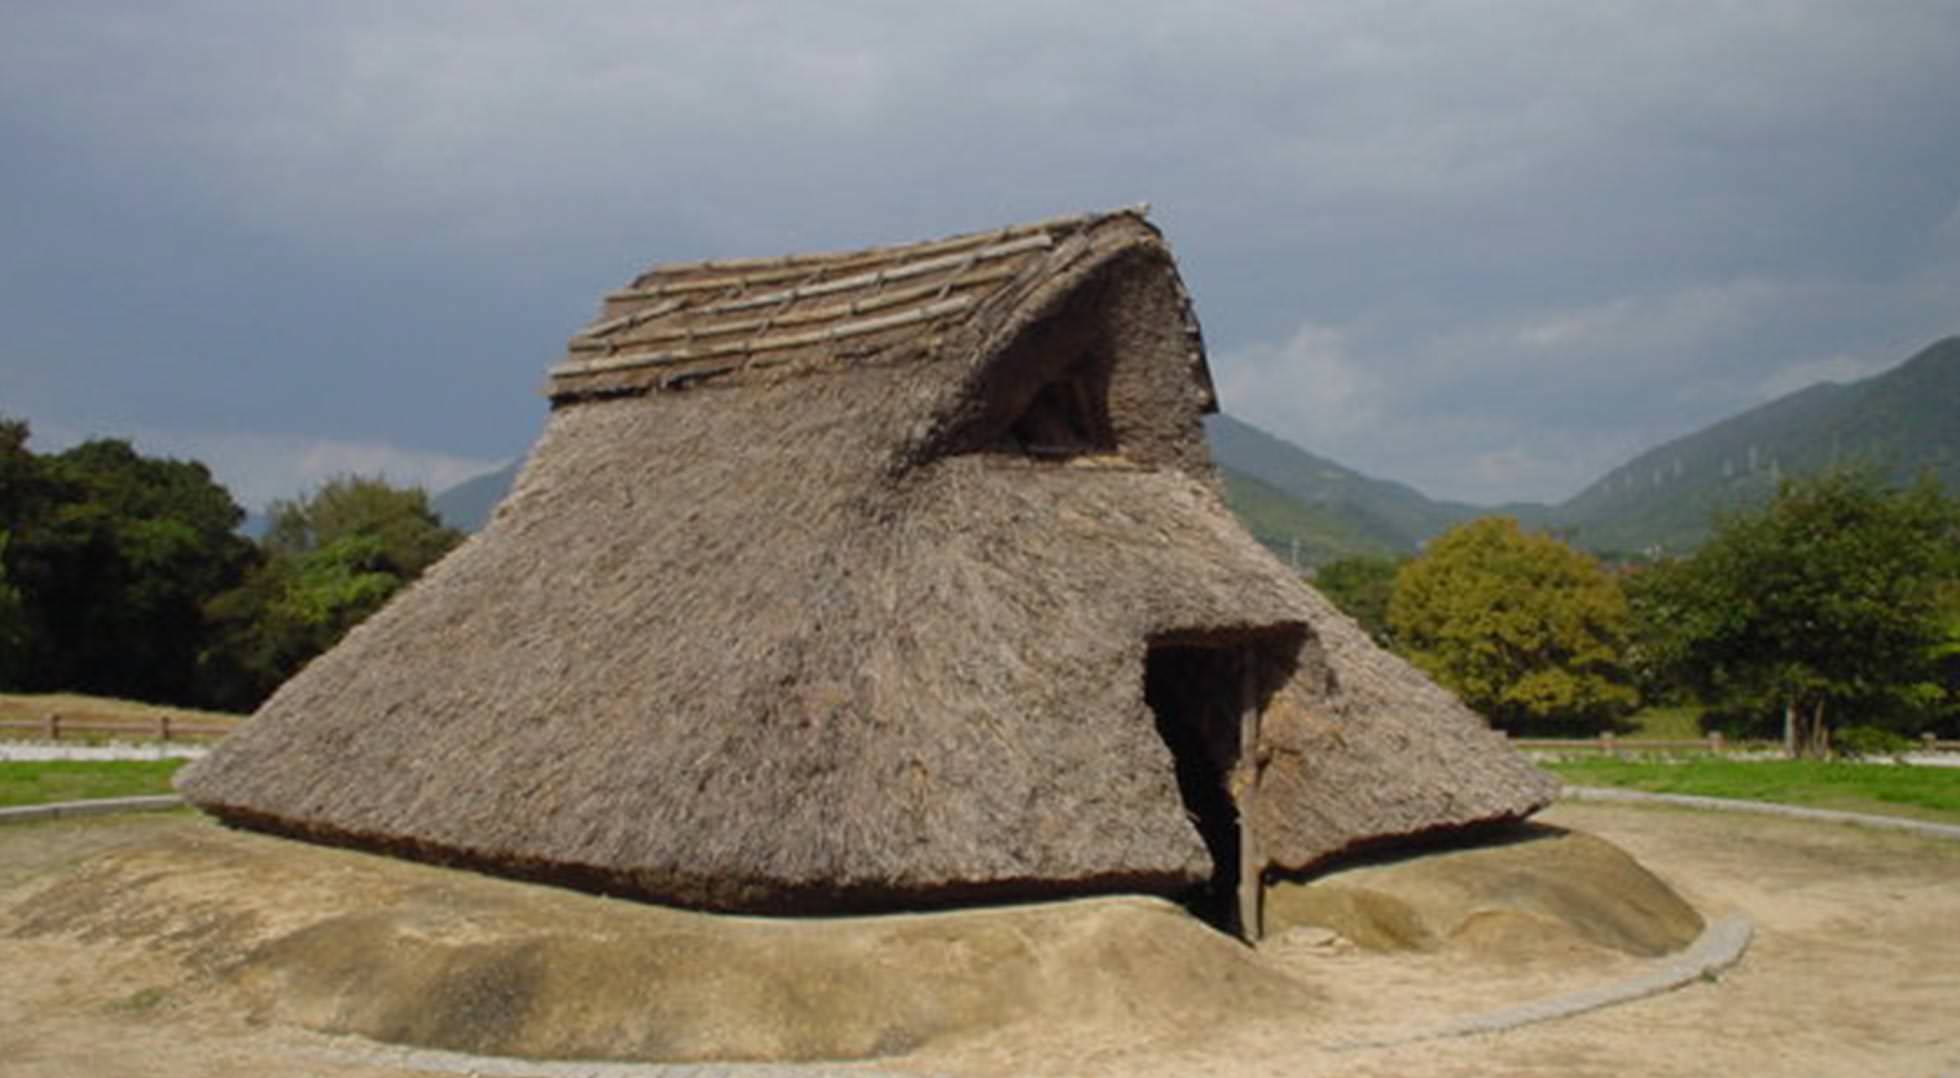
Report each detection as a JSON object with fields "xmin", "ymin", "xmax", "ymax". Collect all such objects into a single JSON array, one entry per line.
[
  {"xmin": 0, "ymin": 759, "xmax": 189, "ymax": 808},
  {"xmin": 1546, "ymin": 756, "xmax": 1960, "ymax": 825}
]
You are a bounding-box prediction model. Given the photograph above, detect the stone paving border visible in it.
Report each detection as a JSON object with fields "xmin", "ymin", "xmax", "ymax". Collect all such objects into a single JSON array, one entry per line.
[
  {"xmin": 1326, "ymin": 913, "xmax": 1754, "ymax": 1052},
  {"xmin": 1562, "ymin": 785, "xmax": 1960, "ymax": 841},
  {"xmin": 0, "ymin": 793, "xmax": 185, "ymax": 825},
  {"xmin": 0, "ymin": 743, "xmax": 209, "ymax": 762},
  {"xmin": 308, "ymin": 1040, "xmax": 886, "ymax": 1077}
]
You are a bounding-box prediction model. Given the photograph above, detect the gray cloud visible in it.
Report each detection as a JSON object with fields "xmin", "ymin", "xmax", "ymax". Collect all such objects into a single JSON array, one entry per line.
[{"xmin": 3, "ymin": 1, "xmax": 1956, "ymax": 505}]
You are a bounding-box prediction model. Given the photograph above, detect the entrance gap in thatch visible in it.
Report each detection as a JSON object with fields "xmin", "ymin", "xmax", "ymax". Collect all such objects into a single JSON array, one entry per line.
[{"xmin": 1145, "ymin": 642, "xmax": 1253, "ymax": 937}]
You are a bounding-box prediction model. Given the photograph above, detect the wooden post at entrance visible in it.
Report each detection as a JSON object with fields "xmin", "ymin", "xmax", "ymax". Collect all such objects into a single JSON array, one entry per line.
[{"xmin": 1237, "ymin": 655, "xmax": 1263, "ymax": 943}]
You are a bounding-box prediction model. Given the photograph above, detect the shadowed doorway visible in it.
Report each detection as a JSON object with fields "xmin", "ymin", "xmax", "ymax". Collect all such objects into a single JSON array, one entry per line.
[{"xmin": 1144, "ymin": 642, "xmax": 1255, "ymax": 937}]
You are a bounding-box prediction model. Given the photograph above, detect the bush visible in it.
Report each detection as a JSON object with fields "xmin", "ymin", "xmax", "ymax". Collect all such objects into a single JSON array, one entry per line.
[{"xmin": 1834, "ymin": 725, "xmax": 1916, "ymax": 761}]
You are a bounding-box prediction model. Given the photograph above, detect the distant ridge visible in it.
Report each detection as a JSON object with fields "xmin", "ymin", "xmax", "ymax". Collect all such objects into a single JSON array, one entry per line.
[
  {"xmin": 1553, "ymin": 336, "xmax": 1960, "ymax": 553},
  {"xmin": 432, "ymin": 336, "xmax": 1959, "ymax": 561},
  {"xmin": 1212, "ymin": 334, "xmax": 1960, "ymax": 558},
  {"xmin": 1204, "ymin": 414, "xmax": 1486, "ymax": 553},
  {"xmin": 1217, "ymin": 464, "xmax": 1397, "ymax": 567},
  {"xmin": 430, "ymin": 462, "xmax": 519, "ymax": 533}
]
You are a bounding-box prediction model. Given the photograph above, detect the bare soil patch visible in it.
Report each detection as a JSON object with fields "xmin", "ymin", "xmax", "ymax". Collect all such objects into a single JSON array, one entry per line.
[
  {"xmin": 3, "ymin": 803, "xmax": 1957, "ymax": 1076},
  {"xmin": 0, "ymin": 692, "xmax": 241, "ymax": 736},
  {"xmin": 1264, "ymin": 823, "xmax": 1704, "ymax": 958}
]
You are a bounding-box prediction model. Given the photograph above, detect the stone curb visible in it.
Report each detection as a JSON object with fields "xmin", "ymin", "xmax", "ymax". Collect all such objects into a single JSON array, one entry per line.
[
  {"xmin": 0, "ymin": 794, "xmax": 185, "ymax": 825},
  {"xmin": 1328, "ymin": 913, "xmax": 1753, "ymax": 1052},
  {"xmin": 1561, "ymin": 785, "xmax": 1960, "ymax": 841},
  {"xmin": 309, "ymin": 1041, "xmax": 885, "ymax": 1077},
  {"xmin": 0, "ymin": 743, "xmax": 209, "ymax": 762}
]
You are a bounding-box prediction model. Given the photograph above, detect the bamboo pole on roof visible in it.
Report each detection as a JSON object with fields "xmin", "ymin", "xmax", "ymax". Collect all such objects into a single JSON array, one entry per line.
[
  {"xmin": 608, "ymin": 234, "xmax": 1053, "ymax": 309},
  {"xmin": 569, "ymin": 266, "xmax": 1022, "ymax": 354},
  {"xmin": 572, "ymin": 298, "xmax": 687, "ymax": 341},
  {"xmin": 605, "ymin": 204, "xmax": 1139, "ymax": 291},
  {"xmin": 549, "ymin": 295, "xmax": 977, "ymax": 380}
]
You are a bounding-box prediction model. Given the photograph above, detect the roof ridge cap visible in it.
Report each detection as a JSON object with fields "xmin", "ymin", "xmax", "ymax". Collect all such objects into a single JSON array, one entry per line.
[{"xmin": 629, "ymin": 204, "xmax": 1151, "ymax": 281}]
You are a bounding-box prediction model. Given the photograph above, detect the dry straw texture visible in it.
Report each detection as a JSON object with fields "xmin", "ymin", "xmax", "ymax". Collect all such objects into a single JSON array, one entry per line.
[{"xmin": 178, "ymin": 208, "xmax": 1554, "ymax": 914}]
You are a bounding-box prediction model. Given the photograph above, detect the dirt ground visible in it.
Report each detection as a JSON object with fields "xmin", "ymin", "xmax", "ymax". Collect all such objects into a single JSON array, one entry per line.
[{"xmin": 2, "ymin": 802, "xmax": 1957, "ymax": 1077}]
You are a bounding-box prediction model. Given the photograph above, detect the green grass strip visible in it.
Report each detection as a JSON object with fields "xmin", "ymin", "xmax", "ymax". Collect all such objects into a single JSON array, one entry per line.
[
  {"xmin": 0, "ymin": 759, "xmax": 189, "ymax": 808},
  {"xmin": 1545, "ymin": 757, "xmax": 1960, "ymax": 825}
]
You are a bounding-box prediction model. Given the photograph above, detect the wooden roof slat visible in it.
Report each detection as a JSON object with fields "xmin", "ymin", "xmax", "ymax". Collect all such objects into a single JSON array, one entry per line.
[
  {"xmin": 549, "ymin": 295, "xmax": 978, "ymax": 381},
  {"xmin": 572, "ymin": 298, "xmax": 687, "ymax": 341},
  {"xmin": 576, "ymin": 265, "xmax": 1022, "ymax": 354},
  {"xmin": 609, "ymin": 205, "xmax": 1135, "ymax": 286},
  {"xmin": 554, "ymin": 205, "xmax": 1160, "ymax": 392},
  {"xmin": 603, "ymin": 233, "xmax": 1053, "ymax": 309}
]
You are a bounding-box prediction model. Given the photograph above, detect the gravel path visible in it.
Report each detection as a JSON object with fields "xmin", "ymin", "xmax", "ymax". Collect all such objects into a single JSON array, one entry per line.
[{"xmin": 0, "ymin": 741, "xmax": 209, "ymax": 761}]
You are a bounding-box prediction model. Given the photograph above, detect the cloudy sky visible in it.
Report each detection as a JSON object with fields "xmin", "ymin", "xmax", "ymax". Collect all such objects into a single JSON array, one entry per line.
[{"xmin": 4, "ymin": 2, "xmax": 1956, "ymax": 509}]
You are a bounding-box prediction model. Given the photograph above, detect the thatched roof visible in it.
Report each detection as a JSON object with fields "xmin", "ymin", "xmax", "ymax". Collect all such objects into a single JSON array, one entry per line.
[
  {"xmin": 546, "ymin": 205, "xmax": 1214, "ymax": 408},
  {"xmin": 178, "ymin": 207, "xmax": 1554, "ymax": 917}
]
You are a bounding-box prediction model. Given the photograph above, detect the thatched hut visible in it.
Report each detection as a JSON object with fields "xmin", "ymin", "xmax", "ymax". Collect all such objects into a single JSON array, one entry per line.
[{"xmin": 178, "ymin": 207, "xmax": 1555, "ymax": 937}]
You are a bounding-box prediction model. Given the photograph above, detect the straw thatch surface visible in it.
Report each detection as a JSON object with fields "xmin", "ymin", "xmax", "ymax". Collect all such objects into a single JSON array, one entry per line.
[
  {"xmin": 178, "ymin": 207, "xmax": 1553, "ymax": 915},
  {"xmin": 1251, "ymin": 592, "xmax": 1565, "ymax": 870}
]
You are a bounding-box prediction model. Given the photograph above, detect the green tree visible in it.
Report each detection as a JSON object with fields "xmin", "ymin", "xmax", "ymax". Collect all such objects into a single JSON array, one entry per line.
[
  {"xmin": 199, "ymin": 476, "xmax": 463, "ymax": 710},
  {"xmin": 1932, "ymin": 582, "xmax": 1960, "ymax": 736},
  {"xmin": 1312, "ymin": 555, "xmax": 1404, "ymax": 648},
  {"xmin": 0, "ymin": 430, "xmax": 255, "ymax": 702},
  {"xmin": 1621, "ymin": 560, "xmax": 1699, "ymax": 708},
  {"xmin": 0, "ymin": 418, "xmax": 46, "ymax": 526},
  {"xmin": 1635, "ymin": 471, "xmax": 1959, "ymax": 757},
  {"xmin": 1388, "ymin": 517, "xmax": 1637, "ymax": 734},
  {"xmin": 0, "ymin": 420, "xmax": 53, "ymax": 679},
  {"xmin": 200, "ymin": 534, "xmax": 408, "ymax": 709},
  {"xmin": 263, "ymin": 475, "xmax": 461, "ymax": 578},
  {"xmin": 0, "ymin": 531, "xmax": 26, "ymax": 685}
]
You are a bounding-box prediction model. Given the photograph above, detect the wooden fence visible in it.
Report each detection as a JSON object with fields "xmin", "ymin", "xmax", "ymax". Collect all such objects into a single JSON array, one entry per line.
[
  {"xmin": 0, "ymin": 711, "xmax": 237, "ymax": 743},
  {"xmin": 1511, "ymin": 732, "xmax": 1960, "ymax": 755}
]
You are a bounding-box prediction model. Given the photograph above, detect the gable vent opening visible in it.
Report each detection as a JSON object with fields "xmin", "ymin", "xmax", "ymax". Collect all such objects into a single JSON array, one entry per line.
[{"xmin": 996, "ymin": 357, "xmax": 1115, "ymax": 459}]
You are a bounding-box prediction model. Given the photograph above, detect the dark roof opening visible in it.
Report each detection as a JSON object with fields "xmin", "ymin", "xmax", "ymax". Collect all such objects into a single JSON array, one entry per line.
[{"xmin": 994, "ymin": 357, "xmax": 1116, "ymax": 459}]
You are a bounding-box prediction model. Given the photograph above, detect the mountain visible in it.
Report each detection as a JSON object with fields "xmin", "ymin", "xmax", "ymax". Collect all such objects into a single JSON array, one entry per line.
[
  {"xmin": 430, "ymin": 336, "xmax": 1960, "ymax": 562},
  {"xmin": 1214, "ymin": 335, "xmax": 1960, "ymax": 558},
  {"xmin": 1553, "ymin": 336, "xmax": 1960, "ymax": 554},
  {"xmin": 1217, "ymin": 464, "xmax": 1401, "ymax": 567},
  {"xmin": 1204, "ymin": 414, "xmax": 1487, "ymax": 553},
  {"xmin": 430, "ymin": 461, "xmax": 522, "ymax": 533}
]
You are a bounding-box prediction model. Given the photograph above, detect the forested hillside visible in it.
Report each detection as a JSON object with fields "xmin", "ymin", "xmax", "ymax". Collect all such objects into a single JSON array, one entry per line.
[
  {"xmin": 1556, "ymin": 337, "xmax": 1960, "ymax": 553},
  {"xmin": 431, "ymin": 337, "xmax": 1960, "ymax": 562},
  {"xmin": 1203, "ymin": 414, "xmax": 1486, "ymax": 553}
]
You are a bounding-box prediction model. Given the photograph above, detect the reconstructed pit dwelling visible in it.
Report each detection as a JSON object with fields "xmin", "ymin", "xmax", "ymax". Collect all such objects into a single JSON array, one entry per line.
[{"xmin": 178, "ymin": 207, "xmax": 1556, "ymax": 938}]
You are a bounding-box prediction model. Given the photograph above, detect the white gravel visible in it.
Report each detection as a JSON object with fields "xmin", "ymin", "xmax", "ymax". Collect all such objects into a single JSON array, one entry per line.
[{"xmin": 0, "ymin": 741, "xmax": 209, "ymax": 761}]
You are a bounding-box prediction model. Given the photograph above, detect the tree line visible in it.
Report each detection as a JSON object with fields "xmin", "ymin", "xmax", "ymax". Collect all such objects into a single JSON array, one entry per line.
[
  {"xmin": 4, "ymin": 411, "xmax": 1954, "ymax": 753},
  {"xmin": 0, "ymin": 418, "xmax": 462, "ymax": 712},
  {"xmin": 1313, "ymin": 470, "xmax": 1960, "ymax": 757}
]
